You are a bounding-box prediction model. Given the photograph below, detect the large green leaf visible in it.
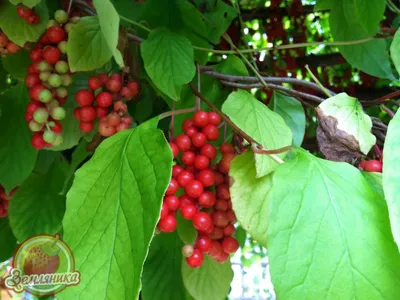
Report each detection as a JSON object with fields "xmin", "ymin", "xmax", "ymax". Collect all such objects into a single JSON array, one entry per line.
[
  {"xmin": 317, "ymin": 93, "xmax": 376, "ymax": 155},
  {"xmin": 177, "ymin": 213, "xmax": 197, "ymax": 245},
  {"xmin": 142, "ymin": 232, "xmax": 187, "ymax": 300},
  {"xmin": 0, "ymin": 60, "xmax": 7, "ymax": 92},
  {"xmin": 222, "ymin": 89, "xmax": 292, "ymax": 177},
  {"xmin": 9, "ymin": 0, "xmax": 41, "ymax": 8},
  {"xmin": 8, "ymin": 158, "xmax": 66, "ymax": 241},
  {"xmin": 390, "ymin": 29, "xmax": 400, "ymax": 75},
  {"xmin": 363, "ymin": 171, "xmax": 384, "ymax": 197},
  {"xmin": 383, "ymin": 110, "xmax": 400, "ymax": 251},
  {"xmin": 141, "ymin": 28, "xmax": 195, "ymax": 101},
  {"xmin": 0, "ymin": 218, "xmax": 18, "ymax": 262},
  {"xmin": 182, "ymin": 256, "xmax": 233, "ymax": 300},
  {"xmin": 1, "ymin": 50, "xmax": 31, "ymax": 81},
  {"xmin": 59, "ymin": 123, "xmax": 173, "ymax": 299},
  {"xmin": 0, "ymin": 1, "xmax": 48, "ymax": 46},
  {"xmin": 93, "ymin": 0, "xmax": 124, "ymax": 67},
  {"xmin": 231, "ymin": 149, "xmax": 400, "ymax": 298},
  {"xmin": 314, "ymin": 0, "xmax": 335, "ymax": 11},
  {"xmin": 353, "ymin": 0, "xmax": 386, "ymax": 36},
  {"xmin": 0, "ymin": 84, "xmax": 37, "ymax": 193},
  {"xmin": 67, "ymin": 16, "xmax": 113, "ymax": 72},
  {"xmin": 272, "ymin": 92, "xmax": 305, "ymax": 147}
]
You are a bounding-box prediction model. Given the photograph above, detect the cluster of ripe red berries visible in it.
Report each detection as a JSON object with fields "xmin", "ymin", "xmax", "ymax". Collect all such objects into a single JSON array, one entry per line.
[
  {"xmin": 0, "ymin": 185, "xmax": 17, "ymax": 218},
  {"xmin": 0, "ymin": 31, "xmax": 21, "ymax": 56},
  {"xmin": 359, "ymin": 159, "xmax": 383, "ymax": 173},
  {"xmin": 74, "ymin": 74, "xmax": 140, "ymax": 136},
  {"xmin": 16, "ymin": 4, "xmax": 40, "ymax": 24},
  {"xmin": 25, "ymin": 10, "xmax": 75, "ymax": 149},
  {"xmin": 158, "ymin": 110, "xmax": 239, "ymax": 268}
]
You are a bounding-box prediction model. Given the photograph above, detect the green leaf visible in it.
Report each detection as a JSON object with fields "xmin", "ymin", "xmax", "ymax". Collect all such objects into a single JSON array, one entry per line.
[
  {"xmin": 0, "ymin": 84, "xmax": 37, "ymax": 193},
  {"xmin": 235, "ymin": 226, "xmax": 247, "ymax": 249},
  {"xmin": 0, "ymin": 1, "xmax": 48, "ymax": 46},
  {"xmin": 177, "ymin": 213, "xmax": 197, "ymax": 245},
  {"xmin": 0, "ymin": 218, "xmax": 18, "ymax": 262},
  {"xmin": 141, "ymin": 28, "xmax": 195, "ymax": 101},
  {"xmin": 353, "ymin": 0, "xmax": 386, "ymax": 36},
  {"xmin": 272, "ymin": 92, "xmax": 305, "ymax": 147},
  {"xmin": 383, "ymin": 110, "xmax": 400, "ymax": 251},
  {"xmin": 231, "ymin": 149, "xmax": 400, "ymax": 298},
  {"xmin": 222, "ymin": 89, "xmax": 292, "ymax": 177},
  {"xmin": 182, "ymin": 256, "xmax": 233, "ymax": 300},
  {"xmin": 67, "ymin": 16, "xmax": 113, "ymax": 72},
  {"xmin": 60, "ymin": 124, "xmax": 173, "ymax": 299},
  {"xmin": 0, "ymin": 61, "xmax": 7, "ymax": 92},
  {"xmin": 1, "ymin": 50, "xmax": 31, "ymax": 81},
  {"xmin": 9, "ymin": 0, "xmax": 41, "ymax": 9},
  {"xmin": 142, "ymin": 232, "xmax": 187, "ymax": 300},
  {"xmin": 93, "ymin": 0, "xmax": 124, "ymax": 67},
  {"xmin": 314, "ymin": 0, "xmax": 335, "ymax": 11},
  {"xmin": 391, "ymin": 29, "xmax": 400, "ymax": 75},
  {"xmin": 363, "ymin": 171, "xmax": 384, "ymax": 197},
  {"xmin": 317, "ymin": 93, "xmax": 376, "ymax": 155},
  {"xmin": 8, "ymin": 159, "xmax": 66, "ymax": 241}
]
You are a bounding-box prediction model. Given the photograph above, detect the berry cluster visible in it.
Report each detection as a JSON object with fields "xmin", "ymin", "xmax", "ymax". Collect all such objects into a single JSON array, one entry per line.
[
  {"xmin": 0, "ymin": 186, "xmax": 17, "ymax": 218},
  {"xmin": 0, "ymin": 31, "xmax": 21, "ymax": 56},
  {"xmin": 158, "ymin": 110, "xmax": 239, "ymax": 268},
  {"xmin": 74, "ymin": 74, "xmax": 140, "ymax": 136},
  {"xmin": 16, "ymin": 4, "xmax": 40, "ymax": 24},
  {"xmin": 24, "ymin": 10, "xmax": 74, "ymax": 149},
  {"xmin": 359, "ymin": 159, "xmax": 383, "ymax": 173}
]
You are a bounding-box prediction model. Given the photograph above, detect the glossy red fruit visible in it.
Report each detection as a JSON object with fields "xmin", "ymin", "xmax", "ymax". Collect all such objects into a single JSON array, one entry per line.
[
  {"xmin": 0, "ymin": 33, "xmax": 8, "ymax": 47},
  {"xmin": 215, "ymin": 199, "xmax": 229, "ymax": 212},
  {"xmin": 51, "ymin": 121, "xmax": 63, "ymax": 133},
  {"xmin": 96, "ymin": 92, "xmax": 113, "ymax": 107},
  {"xmin": 165, "ymin": 178, "xmax": 179, "ymax": 195},
  {"xmin": 218, "ymin": 153, "xmax": 236, "ymax": 174},
  {"xmin": 192, "ymin": 212, "xmax": 213, "ymax": 232},
  {"xmin": 17, "ymin": 6, "xmax": 33, "ymax": 18},
  {"xmin": 182, "ymin": 151, "xmax": 196, "ymax": 165},
  {"xmin": 193, "ymin": 111, "xmax": 209, "ymax": 128},
  {"xmin": 158, "ymin": 215, "xmax": 177, "ymax": 232},
  {"xmin": 208, "ymin": 241, "xmax": 223, "ymax": 258},
  {"xmin": 28, "ymin": 61, "xmax": 40, "ymax": 74},
  {"xmin": 116, "ymin": 123, "xmax": 129, "ymax": 132},
  {"xmin": 97, "ymin": 73, "xmax": 109, "ymax": 85},
  {"xmin": 185, "ymin": 127, "xmax": 198, "ymax": 138},
  {"xmin": 212, "ymin": 211, "xmax": 229, "ymax": 228},
  {"xmin": 73, "ymin": 107, "xmax": 81, "ymax": 120},
  {"xmin": 202, "ymin": 124, "xmax": 220, "ymax": 141},
  {"xmin": 215, "ymin": 172, "xmax": 224, "ymax": 185},
  {"xmin": 26, "ymin": 101, "xmax": 44, "ymax": 115},
  {"xmin": 220, "ymin": 143, "xmax": 235, "ymax": 154},
  {"xmin": 95, "ymin": 107, "xmax": 108, "ymax": 118},
  {"xmin": 182, "ymin": 119, "xmax": 195, "ymax": 132},
  {"xmin": 195, "ymin": 236, "xmax": 213, "ymax": 253},
  {"xmin": 169, "ymin": 142, "xmax": 179, "ymax": 158},
  {"xmin": 29, "ymin": 85, "xmax": 46, "ymax": 101},
  {"xmin": 225, "ymin": 210, "xmax": 236, "ymax": 223},
  {"xmin": 172, "ymin": 165, "xmax": 184, "ymax": 178},
  {"xmin": 200, "ymin": 144, "xmax": 217, "ymax": 160},
  {"xmin": 25, "ymin": 73, "xmax": 41, "ymax": 88},
  {"xmin": 42, "ymin": 46, "xmax": 61, "ymax": 64},
  {"xmin": 107, "ymin": 112, "xmax": 121, "ymax": 127},
  {"xmin": 88, "ymin": 76, "xmax": 102, "ymax": 90},
  {"xmin": 98, "ymin": 121, "xmax": 116, "ymax": 137},
  {"xmin": 222, "ymin": 237, "xmax": 239, "ymax": 253},
  {"xmin": 208, "ymin": 112, "xmax": 221, "ymax": 126},
  {"xmin": 363, "ymin": 160, "xmax": 383, "ymax": 173},
  {"xmin": 198, "ymin": 190, "xmax": 216, "ymax": 208},
  {"xmin": 114, "ymin": 101, "xmax": 127, "ymax": 114},
  {"xmin": 29, "ymin": 49, "xmax": 42, "ymax": 62},
  {"xmin": 31, "ymin": 133, "xmax": 46, "ymax": 149},
  {"xmin": 164, "ymin": 195, "xmax": 180, "ymax": 211},
  {"xmin": 179, "ymin": 194, "xmax": 196, "ymax": 207},
  {"xmin": 75, "ymin": 90, "xmax": 94, "ymax": 106},
  {"xmin": 186, "ymin": 249, "xmax": 204, "ymax": 268},
  {"xmin": 7, "ymin": 42, "xmax": 21, "ymax": 54},
  {"xmin": 184, "ymin": 180, "xmax": 204, "ymax": 198},
  {"xmin": 223, "ymin": 224, "xmax": 236, "ymax": 236},
  {"xmin": 110, "ymin": 74, "xmax": 122, "ymax": 82},
  {"xmin": 197, "ymin": 169, "xmax": 216, "ymax": 187},
  {"xmin": 121, "ymin": 116, "xmax": 133, "ymax": 125},
  {"xmin": 217, "ymin": 184, "xmax": 230, "ymax": 200},
  {"xmin": 194, "ymin": 155, "xmax": 209, "ymax": 170},
  {"xmin": 209, "ymin": 227, "xmax": 224, "ymax": 240},
  {"xmin": 160, "ymin": 203, "xmax": 169, "ymax": 219},
  {"xmin": 191, "ymin": 132, "xmax": 207, "ymax": 148},
  {"xmin": 359, "ymin": 160, "xmax": 367, "ymax": 170},
  {"xmin": 180, "ymin": 204, "xmax": 197, "ymax": 219},
  {"xmin": 106, "ymin": 79, "xmax": 122, "ymax": 92},
  {"xmin": 174, "ymin": 134, "xmax": 191, "ymax": 151},
  {"xmin": 177, "ymin": 171, "xmax": 195, "ymax": 188},
  {"xmin": 214, "ymin": 251, "xmax": 230, "ymax": 263},
  {"xmin": 79, "ymin": 106, "xmax": 96, "ymax": 122},
  {"xmin": 79, "ymin": 121, "xmax": 94, "ymax": 133},
  {"xmin": 127, "ymin": 81, "xmax": 140, "ymax": 95},
  {"xmin": 46, "ymin": 26, "xmax": 66, "ymax": 44}
]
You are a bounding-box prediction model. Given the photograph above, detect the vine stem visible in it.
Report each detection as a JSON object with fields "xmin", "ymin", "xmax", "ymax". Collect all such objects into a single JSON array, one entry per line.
[
  {"xmin": 67, "ymin": 0, "xmax": 74, "ymax": 14},
  {"xmin": 196, "ymin": 63, "xmax": 201, "ymax": 110},
  {"xmin": 387, "ymin": 0, "xmax": 400, "ymax": 15},
  {"xmin": 119, "ymin": 15, "xmax": 151, "ymax": 33},
  {"xmin": 380, "ymin": 104, "xmax": 396, "ymax": 118},
  {"xmin": 170, "ymin": 101, "xmax": 175, "ymax": 140},
  {"xmin": 189, "ymin": 82, "xmax": 289, "ymax": 161},
  {"xmin": 305, "ymin": 65, "xmax": 332, "ymax": 98},
  {"xmin": 160, "ymin": 107, "xmax": 197, "ymax": 120}
]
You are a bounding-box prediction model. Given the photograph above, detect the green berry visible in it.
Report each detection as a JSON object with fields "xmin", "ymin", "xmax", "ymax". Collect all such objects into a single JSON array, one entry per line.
[
  {"xmin": 70, "ymin": 16, "xmax": 80, "ymax": 24},
  {"xmin": 55, "ymin": 61, "xmax": 69, "ymax": 74},
  {"xmin": 48, "ymin": 74, "xmax": 62, "ymax": 87},
  {"xmin": 51, "ymin": 106, "xmax": 66, "ymax": 120},
  {"xmin": 54, "ymin": 10, "xmax": 69, "ymax": 24},
  {"xmin": 46, "ymin": 100, "xmax": 59, "ymax": 111},
  {"xmin": 61, "ymin": 74, "xmax": 72, "ymax": 86},
  {"xmin": 33, "ymin": 108, "xmax": 49, "ymax": 123},
  {"xmin": 52, "ymin": 135, "xmax": 64, "ymax": 146},
  {"xmin": 64, "ymin": 23, "xmax": 74, "ymax": 33},
  {"xmin": 47, "ymin": 20, "xmax": 59, "ymax": 29},
  {"xmin": 28, "ymin": 120, "xmax": 44, "ymax": 132},
  {"xmin": 58, "ymin": 41, "xmax": 68, "ymax": 54},
  {"xmin": 38, "ymin": 89, "xmax": 53, "ymax": 103},
  {"xmin": 38, "ymin": 61, "xmax": 52, "ymax": 72},
  {"xmin": 43, "ymin": 130, "xmax": 57, "ymax": 144},
  {"xmin": 39, "ymin": 71, "xmax": 51, "ymax": 82},
  {"xmin": 56, "ymin": 87, "xmax": 68, "ymax": 98}
]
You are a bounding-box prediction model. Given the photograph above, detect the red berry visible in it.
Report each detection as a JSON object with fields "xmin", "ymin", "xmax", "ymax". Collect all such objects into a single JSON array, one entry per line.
[
  {"xmin": 215, "ymin": 172, "xmax": 224, "ymax": 185},
  {"xmin": 29, "ymin": 49, "xmax": 42, "ymax": 62},
  {"xmin": 160, "ymin": 203, "xmax": 169, "ymax": 219},
  {"xmin": 97, "ymin": 73, "xmax": 109, "ymax": 85},
  {"xmin": 73, "ymin": 107, "xmax": 81, "ymax": 120},
  {"xmin": 121, "ymin": 116, "xmax": 133, "ymax": 125},
  {"xmin": 127, "ymin": 81, "xmax": 140, "ymax": 95},
  {"xmin": 363, "ymin": 160, "xmax": 383, "ymax": 173},
  {"xmin": 106, "ymin": 79, "xmax": 122, "ymax": 92},
  {"xmin": 182, "ymin": 119, "xmax": 195, "ymax": 132},
  {"xmin": 218, "ymin": 153, "xmax": 236, "ymax": 174},
  {"xmin": 192, "ymin": 212, "xmax": 213, "ymax": 232},
  {"xmin": 26, "ymin": 101, "xmax": 44, "ymax": 114},
  {"xmin": 110, "ymin": 73, "xmax": 122, "ymax": 82},
  {"xmin": 98, "ymin": 121, "xmax": 116, "ymax": 137},
  {"xmin": 359, "ymin": 160, "xmax": 367, "ymax": 170},
  {"xmin": 116, "ymin": 123, "xmax": 129, "ymax": 132},
  {"xmin": 197, "ymin": 169, "xmax": 216, "ymax": 187},
  {"xmin": 88, "ymin": 76, "xmax": 102, "ymax": 90},
  {"xmin": 209, "ymin": 227, "xmax": 224, "ymax": 240},
  {"xmin": 195, "ymin": 236, "xmax": 213, "ymax": 253},
  {"xmin": 185, "ymin": 127, "xmax": 198, "ymax": 137},
  {"xmin": 158, "ymin": 215, "xmax": 177, "ymax": 232},
  {"xmin": 208, "ymin": 241, "xmax": 223, "ymax": 258},
  {"xmin": 177, "ymin": 171, "xmax": 195, "ymax": 188},
  {"xmin": 17, "ymin": 6, "xmax": 33, "ymax": 18},
  {"xmin": 215, "ymin": 199, "xmax": 229, "ymax": 211},
  {"xmin": 31, "ymin": 133, "xmax": 46, "ymax": 149},
  {"xmin": 223, "ymin": 224, "xmax": 236, "ymax": 236},
  {"xmin": 165, "ymin": 178, "xmax": 179, "ymax": 195},
  {"xmin": 202, "ymin": 124, "xmax": 220, "ymax": 141},
  {"xmin": 96, "ymin": 92, "xmax": 113, "ymax": 108},
  {"xmin": 182, "ymin": 151, "xmax": 196, "ymax": 165},
  {"xmin": 46, "ymin": 26, "xmax": 66, "ymax": 44},
  {"xmin": 172, "ymin": 165, "xmax": 184, "ymax": 178},
  {"xmin": 179, "ymin": 194, "xmax": 196, "ymax": 207},
  {"xmin": 200, "ymin": 144, "xmax": 217, "ymax": 160},
  {"xmin": 51, "ymin": 121, "xmax": 63, "ymax": 133},
  {"xmin": 225, "ymin": 210, "xmax": 236, "ymax": 223},
  {"xmin": 42, "ymin": 46, "xmax": 61, "ymax": 64},
  {"xmin": 193, "ymin": 111, "xmax": 209, "ymax": 128},
  {"xmin": 79, "ymin": 121, "xmax": 94, "ymax": 133},
  {"xmin": 221, "ymin": 237, "xmax": 239, "ymax": 253},
  {"xmin": 169, "ymin": 142, "xmax": 179, "ymax": 158},
  {"xmin": 186, "ymin": 249, "xmax": 204, "ymax": 268},
  {"xmin": 208, "ymin": 112, "xmax": 221, "ymax": 126},
  {"xmin": 0, "ymin": 33, "xmax": 8, "ymax": 47},
  {"xmin": 28, "ymin": 61, "xmax": 40, "ymax": 74},
  {"xmin": 79, "ymin": 106, "xmax": 96, "ymax": 122},
  {"xmin": 175, "ymin": 134, "xmax": 191, "ymax": 151},
  {"xmin": 217, "ymin": 184, "xmax": 230, "ymax": 200},
  {"xmin": 191, "ymin": 132, "xmax": 207, "ymax": 147},
  {"xmin": 96, "ymin": 107, "xmax": 108, "ymax": 118},
  {"xmin": 198, "ymin": 190, "xmax": 216, "ymax": 208},
  {"xmin": 214, "ymin": 251, "xmax": 230, "ymax": 263},
  {"xmin": 29, "ymin": 85, "xmax": 46, "ymax": 101},
  {"xmin": 194, "ymin": 155, "xmax": 209, "ymax": 170},
  {"xmin": 164, "ymin": 195, "xmax": 180, "ymax": 211},
  {"xmin": 107, "ymin": 112, "xmax": 121, "ymax": 127},
  {"xmin": 184, "ymin": 180, "xmax": 204, "ymax": 198},
  {"xmin": 25, "ymin": 73, "xmax": 41, "ymax": 88},
  {"xmin": 220, "ymin": 143, "xmax": 235, "ymax": 154},
  {"xmin": 212, "ymin": 211, "xmax": 229, "ymax": 228},
  {"xmin": 114, "ymin": 101, "xmax": 127, "ymax": 114},
  {"xmin": 7, "ymin": 42, "xmax": 21, "ymax": 54},
  {"xmin": 75, "ymin": 90, "xmax": 94, "ymax": 106},
  {"xmin": 180, "ymin": 204, "xmax": 197, "ymax": 219}
]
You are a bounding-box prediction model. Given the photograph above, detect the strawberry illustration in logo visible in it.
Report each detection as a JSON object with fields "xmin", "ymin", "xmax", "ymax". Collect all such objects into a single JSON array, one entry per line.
[{"xmin": 23, "ymin": 236, "xmax": 60, "ymax": 276}]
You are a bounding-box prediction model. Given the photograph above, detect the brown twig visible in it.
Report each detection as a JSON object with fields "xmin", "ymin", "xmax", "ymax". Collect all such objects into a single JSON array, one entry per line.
[{"xmin": 362, "ymin": 90, "xmax": 400, "ymax": 106}]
